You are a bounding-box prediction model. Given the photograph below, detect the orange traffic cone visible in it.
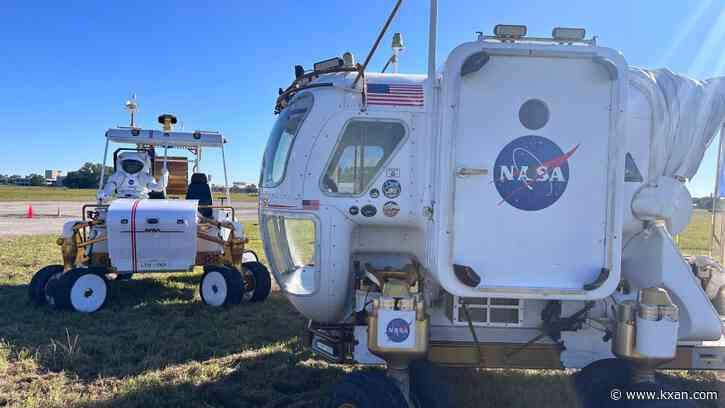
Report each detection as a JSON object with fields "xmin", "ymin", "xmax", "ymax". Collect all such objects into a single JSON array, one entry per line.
[{"xmin": 27, "ymin": 204, "xmax": 33, "ymax": 219}]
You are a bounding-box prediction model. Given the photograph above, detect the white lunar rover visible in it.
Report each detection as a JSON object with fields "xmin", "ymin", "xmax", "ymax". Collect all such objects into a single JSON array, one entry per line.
[
  {"xmin": 259, "ymin": 2, "xmax": 725, "ymax": 407},
  {"xmin": 30, "ymin": 105, "xmax": 270, "ymax": 313}
]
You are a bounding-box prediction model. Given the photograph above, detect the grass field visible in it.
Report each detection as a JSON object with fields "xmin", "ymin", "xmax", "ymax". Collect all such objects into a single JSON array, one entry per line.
[
  {"xmin": 1, "ymin": 223, "xmax": 724, "ymax": 407},
  {"xmin": 678, "ymin": 209, "xmax": 717, "ymax": 256},
  {"xmin": 0, "ymin": 185, "xmax": 258, "ymax": 203}
]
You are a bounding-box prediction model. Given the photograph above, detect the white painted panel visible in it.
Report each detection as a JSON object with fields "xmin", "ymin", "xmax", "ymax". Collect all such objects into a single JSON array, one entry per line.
[
  {"xmin": 452, "ymin": 55, "xmax": 613, "ymax": 290},
  {"xmin": 108, "ymin": 199, "xmax": 197, "ymax": 272}
]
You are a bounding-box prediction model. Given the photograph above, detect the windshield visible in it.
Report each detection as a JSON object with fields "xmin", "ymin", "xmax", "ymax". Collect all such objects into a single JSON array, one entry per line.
[
  {"xmin": 262, "ymin": 214, "xmax": 318, "ymax": 295},
  {"xmin": 261, "ymin": 93, "xmax": 314, "ymax": 187}
]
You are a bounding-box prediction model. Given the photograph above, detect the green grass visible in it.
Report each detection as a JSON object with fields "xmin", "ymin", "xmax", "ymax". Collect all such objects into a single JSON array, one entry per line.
[
  {"xmin": 1, "ymin": 226, "xmax": 724, "ymax": 407},
  {"xmin": 0, "ymin": 186, "xmax": 98, "ymax": 202},
  {"xmin": 0, "ymin": 185, "xmax": 258, "ymax": 203},
  {"xmin": 678, "ymin": 209, "xmax": 714, "ymax": 256}
]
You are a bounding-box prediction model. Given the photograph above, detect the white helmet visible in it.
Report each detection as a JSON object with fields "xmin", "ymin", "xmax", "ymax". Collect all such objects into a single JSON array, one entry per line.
[{"xmin": 116, "ymin": 151, "xmax": 150, "ymax": 175}]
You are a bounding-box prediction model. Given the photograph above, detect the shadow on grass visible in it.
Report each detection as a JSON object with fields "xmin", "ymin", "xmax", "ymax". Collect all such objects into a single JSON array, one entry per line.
[
  {"xmin": 69, "ymin": 362, "xmax": 725, "ymax": 408},
  {"xmin": 73, "ymin": 348, "xmax": 350, "ymax": 408},
  {"xmin": 0, "ymin": 275, "xmax": 307, "ymax": 383}
]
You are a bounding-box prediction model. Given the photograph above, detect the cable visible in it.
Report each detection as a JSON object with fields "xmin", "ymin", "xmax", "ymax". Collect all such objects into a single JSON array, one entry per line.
[{"xmin": 460, "ymin": 301, "xmax": 482, "ymax": 365}]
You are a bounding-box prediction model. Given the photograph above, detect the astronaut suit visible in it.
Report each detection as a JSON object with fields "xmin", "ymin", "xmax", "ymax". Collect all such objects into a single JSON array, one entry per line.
[{"xmin": 97, "ymin": 151, "xmax": 169, "ymax": 201}]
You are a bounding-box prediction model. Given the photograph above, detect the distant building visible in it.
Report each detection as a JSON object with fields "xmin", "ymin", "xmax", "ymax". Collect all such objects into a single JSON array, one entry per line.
[
  {"xmin": 52, "ymin": 176, "xmax": 66, "ymax": 186},
  {"xmin": 45, "ymin": 169, "xmax": 62, "ymax": 186}
]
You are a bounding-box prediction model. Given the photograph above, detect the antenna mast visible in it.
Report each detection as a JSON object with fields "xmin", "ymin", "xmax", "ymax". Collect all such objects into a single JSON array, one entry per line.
[
  {"xmin": 125, "ymin": 93, "xmax": 139, "ymax": 128},
  {"xmin": 428, "ymin": 0, "xmax": 437, "ymax": 80},
  {"xmin": 352, "ymin": 0, "xmax": 403, "ymax": 88}
]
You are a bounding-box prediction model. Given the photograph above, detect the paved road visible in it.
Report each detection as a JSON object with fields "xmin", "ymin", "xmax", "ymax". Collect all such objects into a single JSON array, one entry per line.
[{"xmin": 0, "ymin": 201, "xmax": 259, "ymax": 237}]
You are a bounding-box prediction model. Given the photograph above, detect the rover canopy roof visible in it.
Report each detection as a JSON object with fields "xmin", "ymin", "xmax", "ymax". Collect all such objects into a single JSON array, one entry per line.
[{"xmin": 105, "ymin": 128, "xmax": 225, "ymax": 148}]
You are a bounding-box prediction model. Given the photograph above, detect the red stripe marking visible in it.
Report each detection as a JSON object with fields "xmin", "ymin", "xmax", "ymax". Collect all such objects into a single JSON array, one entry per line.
[
  {"xmin": 368, "ymin": 101, "xmax": 424, "ymax": 106},
  {"xmin": 370, "ymin": 93, "xmax": 424, "ymax": 98},
  {"xmin": 368, "ymin": 95, "xmax": 424, "ymax": 99},
  {"xmin": 368, "ymin": 97, "xmax": 425, "ymax": 102},
  {"xmin": 382, "ymin": 84, "xmax": 423, "ymax": 88},
  {"xmin": 130, "ymin": 200, "xmax": 140, "ymax": 273}
]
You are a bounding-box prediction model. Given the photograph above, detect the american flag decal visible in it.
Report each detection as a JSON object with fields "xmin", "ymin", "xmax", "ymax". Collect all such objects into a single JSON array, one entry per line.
[{"xmin": 367, "ymin": 83, "xmax": 424, "ymax": 107}]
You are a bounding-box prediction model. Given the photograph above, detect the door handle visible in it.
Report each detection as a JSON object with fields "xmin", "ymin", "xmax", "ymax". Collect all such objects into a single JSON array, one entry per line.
[
  {"xmin": 456, "ymin": 167, "xmax": 488, "ymax": 178},
  {"xmin": 147, "ymin": 218, "xmax": 159, "ymax": 224}
]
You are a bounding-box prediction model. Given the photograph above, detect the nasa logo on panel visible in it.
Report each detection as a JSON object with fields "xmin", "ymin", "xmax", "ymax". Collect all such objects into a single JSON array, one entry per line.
[
  {"xmin": 493, "ymin": 135, "xmax": 579, "ymax": 211},
  {"xmin": 385, "ymin": 318, "xmax": 411, "ymax": 343}
]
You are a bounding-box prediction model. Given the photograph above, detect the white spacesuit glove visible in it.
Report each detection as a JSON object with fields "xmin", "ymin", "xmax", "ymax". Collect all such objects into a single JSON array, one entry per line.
[{"xmin": 96, "ymin": 189, "xmax": 110, "ymax": 203}]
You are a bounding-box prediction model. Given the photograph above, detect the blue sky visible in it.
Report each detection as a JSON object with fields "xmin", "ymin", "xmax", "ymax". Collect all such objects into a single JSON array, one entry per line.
[{"xmin": 1, "ymin": 1, "xmax": 723, "ymax": 196}]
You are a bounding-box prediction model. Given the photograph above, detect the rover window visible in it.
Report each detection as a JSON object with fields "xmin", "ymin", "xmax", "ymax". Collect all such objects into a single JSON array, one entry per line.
[
  {"xmin": 263, "ymin": 215, "xmax": 318, "ymax": 295},
  {"xmin": 624, "ymin": 152, "xmax": 644, "ymax": 182},
  {"xmin": 261, "ymin": 93, "xmax": 314, "ymax": 187},
  {"xmin": 322, "ymin": 120, "xmax": 405, "ymax": 195}
]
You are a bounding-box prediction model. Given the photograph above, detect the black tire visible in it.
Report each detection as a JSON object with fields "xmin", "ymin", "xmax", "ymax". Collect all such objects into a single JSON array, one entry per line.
[
  {"xmin": 29, "ymin": 265, "xmax": 64, "ymax": 305},
  {"xmin": 575, "ymin": 358, "xmax": 631, "ymax": 408},
  {"xmin": 324, "ymin": 371, "xmax": 408, "ymax": 408},
  {"xmin": 410, "ymin": 360, "xmax": 459, "ymax": 408},
  {"xmin": 48, "ymin": 268, "xmax": 108, "ymax": 313},
  {"xmin": 199, "ymin": 266, "xmax": 243, "ymax": 306},
  {"xmin": 243, "ymin": 261, "xmax": 272, "ymax": 302},
  {"xmin": 625, "ymin": 382, "xmax": 698, "ymax": 408}
]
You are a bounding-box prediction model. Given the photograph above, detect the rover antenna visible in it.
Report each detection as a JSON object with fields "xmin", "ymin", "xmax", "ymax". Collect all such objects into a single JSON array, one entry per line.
[
  {"xmin": 125, "ymin": 93, "xmax": 139, "ymax": 128},
  {"xmin": 352, "ymin": 0, "xmax": 403, "ymax": 87},
  {"xmin": 381, "ymin": 32, "xmax": 404, "ymax": 73}
]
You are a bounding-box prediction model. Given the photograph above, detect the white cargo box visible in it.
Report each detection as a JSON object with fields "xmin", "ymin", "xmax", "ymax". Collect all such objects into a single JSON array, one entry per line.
[
  {"xmin": 434, "ymin": 42, "xmax": 627, "ymax": 300},
  {"xmin": 107, "ymin": 199, "xmax": 198, "ymax": 273}
]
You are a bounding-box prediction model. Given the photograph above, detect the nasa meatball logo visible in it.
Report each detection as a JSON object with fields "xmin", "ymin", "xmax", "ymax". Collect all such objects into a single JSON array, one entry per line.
[
  {"xmin": 385, "ymin": 318, "xmax": 411, "ymax": 343},
  {"xmin": 493, "ymin": 135, "xmax": 579, "ymax": 211}
]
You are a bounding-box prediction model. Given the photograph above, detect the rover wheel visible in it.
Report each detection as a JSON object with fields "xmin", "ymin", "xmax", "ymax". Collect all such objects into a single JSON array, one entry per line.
[
  {"xmin": 200, "ymin": 266, "xmax": 243, "ymax": 306},
  {"xmin": 575, "ymin": 358, "xmax": 631, "ymax": 407},
  {"xmin": 49, "ymin": 268, "xmax": 108, "ymax": 313},
  {"xmin": 243, "ymin": 261, "xmax": 272, "ymax": 302},
  {"xmin": 29, "ymin": 265, "xmax": 64, "ymax": 305},
  {"xmin": 242, "ymin": 250, "xmax": 259, "ymax": 264},
  {"xmin": 410, "ymin": 360, "xmax": 459, "ymax": 408},
  {"xmin": 324, "ymin": 371, "xmax": 408, "ymax": 408}
]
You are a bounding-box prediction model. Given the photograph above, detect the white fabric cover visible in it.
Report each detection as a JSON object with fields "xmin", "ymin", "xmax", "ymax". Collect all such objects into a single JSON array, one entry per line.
[{"xmin": 628, "ymin": 68, "xmax": 725, "ymax": 181}]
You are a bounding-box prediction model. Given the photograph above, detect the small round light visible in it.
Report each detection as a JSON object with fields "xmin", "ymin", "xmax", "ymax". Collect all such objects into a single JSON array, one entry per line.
[{"xmin": 519, "ymin": 99, "xmax": 550, "ymax": 130}]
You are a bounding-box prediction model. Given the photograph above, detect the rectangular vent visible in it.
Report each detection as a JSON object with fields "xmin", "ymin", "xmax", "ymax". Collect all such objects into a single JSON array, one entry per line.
[{"xmin": 447, "ymin": 296, "xmax": 523, "ymax": 327}]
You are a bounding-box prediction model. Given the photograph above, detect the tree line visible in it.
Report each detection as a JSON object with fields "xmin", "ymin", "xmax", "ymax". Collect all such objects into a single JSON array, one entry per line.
[{"xmin": 61, "ymin": 163, "xmax": 113, "ymax": 189}]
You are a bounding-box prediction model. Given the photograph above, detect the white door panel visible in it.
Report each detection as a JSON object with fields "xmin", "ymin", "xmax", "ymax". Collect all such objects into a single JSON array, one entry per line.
[{"xmin": 452, "ymin": 55, "xmax": 613, "ymax": 290}]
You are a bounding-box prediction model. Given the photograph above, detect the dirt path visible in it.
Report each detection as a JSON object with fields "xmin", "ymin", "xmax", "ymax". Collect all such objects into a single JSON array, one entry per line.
[{"xmin": 0, "ymin": 201, "xmax": 259, "ymax": 237}]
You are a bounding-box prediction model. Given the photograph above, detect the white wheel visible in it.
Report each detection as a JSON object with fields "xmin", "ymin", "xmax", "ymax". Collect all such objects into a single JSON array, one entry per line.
[
  {"xmin": 69, "ymin": 273, "xmax": 108, "ymax": 313},
  {"xmin": 242, "ymin": 250, "xmax": 259, "ymax": 264},
  {"xmin": 201, "ymin": 271, "xmax": 228, "ymax": 306},
  {"xmin": 199, "ymin": 266, "xmax": 243, "ymax": 306}
]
